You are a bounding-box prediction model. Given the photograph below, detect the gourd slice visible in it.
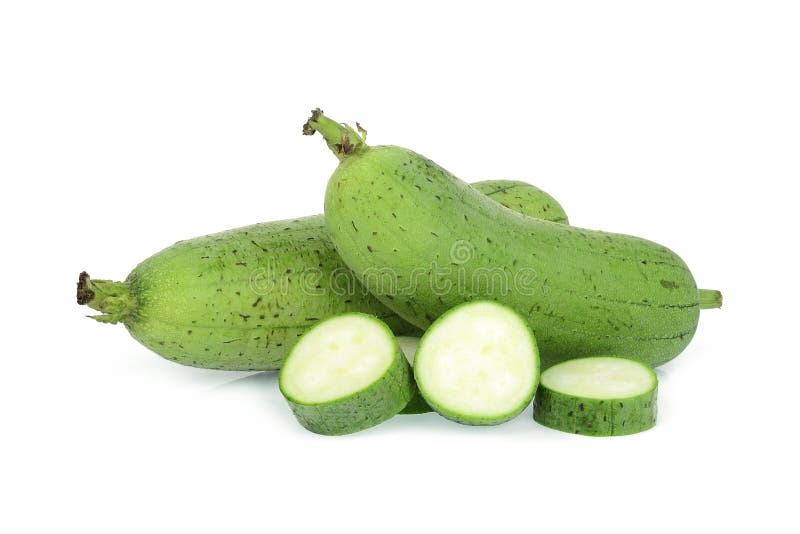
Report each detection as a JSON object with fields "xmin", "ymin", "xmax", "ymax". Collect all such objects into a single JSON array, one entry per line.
[
  {"xmin": 279, "ymin": 313, "xmax": 414, "ymax": 435},
  {"xmin": 414, "ymin": 301, "xmax": 539, "ymax": 425},
  {"xmin": 396, "ymin": 336, "xmax": 433, "ymax": 415},
  {"xmin": 533, "ymin": 356, "xmax": 657, "ymax": 436}
]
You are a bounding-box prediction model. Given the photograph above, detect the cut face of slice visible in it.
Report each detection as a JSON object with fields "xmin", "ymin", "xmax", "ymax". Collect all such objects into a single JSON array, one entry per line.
[
  {"xmin": 414, "ymin": 301, "xmax": 539, "ymax": 425},
  {"xmin": 395, "ymin": 336, "xmax": 432, "ymax": 415},
  {"xmin": 541, "ymin": 357, "xmax": 656, "ymax": 400},
  {"xmin": 534, "ymin": 356, "xmax": 658, "ymax": 437},
  {"xmin": 281, "ymin": 314, "xmax": 396, "ymax": 404},
  {"xmin": 279, "ymin": 313, "xmax": 413, "ymax": 435}
]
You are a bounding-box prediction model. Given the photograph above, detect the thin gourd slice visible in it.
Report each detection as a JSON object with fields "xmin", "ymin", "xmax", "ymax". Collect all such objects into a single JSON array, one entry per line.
[
  {"xmin": 533, "ymin": 356, "xmax": 657, "ymax": 436},
  {"xmin": 396, "ymin": 336, "xmax": 433, "ymax": 415},
  {"xmin": 279, "ymin": 313, "xmax": 413, "ymax": 435},
  {"xmin": 414, "ymin": 301, "xmax": 539, "ymax": 425}
]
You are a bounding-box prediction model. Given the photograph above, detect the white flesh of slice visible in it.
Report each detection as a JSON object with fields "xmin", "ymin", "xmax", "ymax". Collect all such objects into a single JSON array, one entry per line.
[
  {"xmin": 541, "ymin": 357, "xmax": 656, "ymax": 399},
  {"xmin": 280, "ymin": 315, "xmax": 395, "ymax": 404},
  {"xmin": 416, "ymin": 302, "xmax": 537, "ymax": 418}
]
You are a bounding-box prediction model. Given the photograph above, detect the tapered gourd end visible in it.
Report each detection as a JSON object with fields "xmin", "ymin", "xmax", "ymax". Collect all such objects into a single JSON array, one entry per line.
[
  {"xmin": 699, "ymin": 289, "xmax": 723, "ymax": 310},
  {"xmin": 302, "ymin": 108, "xmax": 367, "ymax": 160},
  {"xmin": 76, "ymin": 271, "xmax": 136, "ymax": 324}
]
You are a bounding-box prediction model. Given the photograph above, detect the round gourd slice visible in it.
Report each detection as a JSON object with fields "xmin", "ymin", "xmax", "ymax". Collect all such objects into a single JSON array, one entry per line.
[
  {"xmin": 533, "ymin": 356, "xmax": 657, "ymax": 436},
  {"xmin": 414, "ymin": 301, "xmax": 539, "ymax": 425},
  {"xmin": 279, "ymin": 313, "xmax": 413, "ymax": 435}
]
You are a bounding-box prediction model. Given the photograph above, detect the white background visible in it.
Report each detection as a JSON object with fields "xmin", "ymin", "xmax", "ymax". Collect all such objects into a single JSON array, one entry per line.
[{"xmin": 2, "ymin": 1, "xmax": 798, "ymax": 533}]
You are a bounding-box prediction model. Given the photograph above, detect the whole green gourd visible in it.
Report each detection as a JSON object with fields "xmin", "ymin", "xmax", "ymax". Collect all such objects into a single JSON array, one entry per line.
[
  {"xmin": 77, "ymin": 180, "xmax": 569, "ymax": 370},
  {"xmin": 309, "ymin": 109, "xmax": 721, "ymax": 368}
]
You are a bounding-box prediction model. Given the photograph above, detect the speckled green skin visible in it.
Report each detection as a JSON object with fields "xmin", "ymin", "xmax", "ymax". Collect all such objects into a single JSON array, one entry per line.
[
  {"xmin": 533, "ymin": 363, "xmax": 657, "ymax": 436},
  {"xmin": 113, "ymin": 216, "xmax": 417, "ymax": 371},
  {"xmin": 279, "ymin": 316, "xmax": 414, "ymax": 435},
  {"xmin": 533, "ymin": 385, "xmax": 657, "ymax": 436},
  {"xmin": 80, "ymin": 181, "xmax": 569, "ymax": 371},
  {"xmin": 472, "ymin": 179, "xmax": 568, "ymax": 224},
  {"xmin": 324, "ymin": 145, "xmax": 702, "ymax": 368}
]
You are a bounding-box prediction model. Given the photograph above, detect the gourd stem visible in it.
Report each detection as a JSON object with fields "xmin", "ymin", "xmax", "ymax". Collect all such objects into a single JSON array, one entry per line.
[
  {"xmin": 76, "ymin": 271, "xmax": 136, "ymax": 324},
  {"xmin": 302, "ymin": 108, "xmax": 366, "ymax": 161},
  {"xmin": 699, "ymin": 289, "xmax": 723, "ymax": 309}
]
